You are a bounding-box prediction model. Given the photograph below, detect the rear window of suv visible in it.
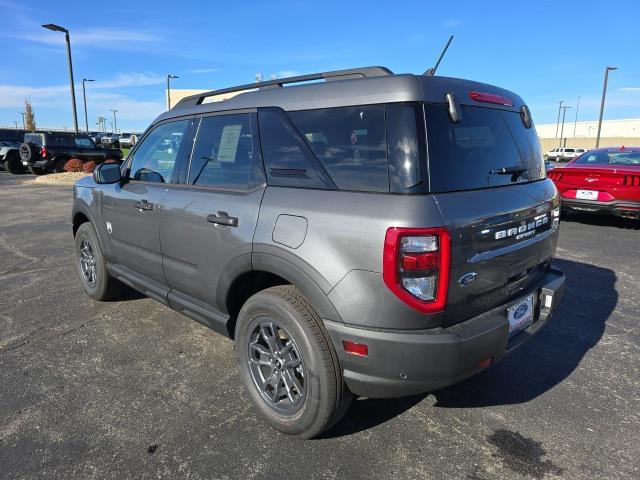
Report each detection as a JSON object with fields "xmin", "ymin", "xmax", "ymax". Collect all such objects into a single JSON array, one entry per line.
[{"xmin": 424, "ymin": 104, "xmax": 545, "ymax": 192}]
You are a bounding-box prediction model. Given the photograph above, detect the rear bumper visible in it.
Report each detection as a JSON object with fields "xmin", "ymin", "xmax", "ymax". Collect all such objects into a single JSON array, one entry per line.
[
  {"xmin": 325, "ymin": 267, "xmax": 565, "ymax": 398},
  {"xmin": 562, "ymin": 197, "xmax": 640, "ymax": 218},
  {"xmin": 22, "ymin": 158, "xmax": 52, "ymax": 169}
]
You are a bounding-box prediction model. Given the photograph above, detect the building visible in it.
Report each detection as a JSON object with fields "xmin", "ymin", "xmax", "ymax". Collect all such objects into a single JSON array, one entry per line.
[{"xmin": 536, "ymin": 118, "xmax": 640, "ymax": 151}]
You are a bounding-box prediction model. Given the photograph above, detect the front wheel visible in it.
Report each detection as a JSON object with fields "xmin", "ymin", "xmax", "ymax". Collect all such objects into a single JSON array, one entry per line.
[
  {"xmin": 74, "ymin": 222, "xmax": 123, "ymax": 301},
  {"xmin": 4, "ymin": 151, "xmax": 25, "ymax": 174},
  {"xmin": 235, "ymin": 285, "xmax": 352, "ymax": 438}
]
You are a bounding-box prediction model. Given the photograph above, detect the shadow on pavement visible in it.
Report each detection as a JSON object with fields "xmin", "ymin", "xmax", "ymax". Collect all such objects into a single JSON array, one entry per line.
[{"xmin": 563, "ymin": 211, "xmax": 639, "ymax": 230}]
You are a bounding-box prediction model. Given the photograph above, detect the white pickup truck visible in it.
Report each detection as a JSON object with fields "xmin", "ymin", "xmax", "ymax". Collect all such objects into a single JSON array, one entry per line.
[{"xmin": 546, "ymin": 147, "xmax": 586, "ymax": 161}]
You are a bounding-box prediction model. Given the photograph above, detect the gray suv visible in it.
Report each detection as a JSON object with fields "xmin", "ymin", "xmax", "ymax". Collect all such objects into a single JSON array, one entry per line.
[{"xmin": 72, "ymin": 67, "xmax": 565, "ymax": 438}]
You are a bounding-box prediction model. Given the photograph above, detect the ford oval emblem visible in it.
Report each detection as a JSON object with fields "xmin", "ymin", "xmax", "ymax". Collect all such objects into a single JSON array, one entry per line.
[
  {"xmin": 458, "ymin": 272, "xmax": 478, "ymax": 286},
  {"xmin": 514, "ymin": 304, "xmax": 529, "ymax": 319}
]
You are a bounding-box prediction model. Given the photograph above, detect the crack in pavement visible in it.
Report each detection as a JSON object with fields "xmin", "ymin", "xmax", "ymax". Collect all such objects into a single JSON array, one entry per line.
[{"xmin": 0, "ymin": 314, "xmax": 112, "ymax": 354}]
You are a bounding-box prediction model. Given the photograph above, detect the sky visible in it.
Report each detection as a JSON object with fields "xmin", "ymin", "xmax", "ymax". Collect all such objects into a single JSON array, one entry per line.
[{"xmin": 1, "ymin": 0, "xmax": 639, "ymax": 133}]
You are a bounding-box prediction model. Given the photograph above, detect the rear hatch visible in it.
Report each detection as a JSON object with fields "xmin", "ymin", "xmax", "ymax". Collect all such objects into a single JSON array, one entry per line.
[{"xmin": 423, "ymin": 101, "xmax": 560, "ymax": 326}]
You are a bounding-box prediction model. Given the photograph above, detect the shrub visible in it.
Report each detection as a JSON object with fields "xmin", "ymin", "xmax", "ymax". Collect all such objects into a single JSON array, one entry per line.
[
  {"xmin": 83, "ymin": 161, "xmax": 97, "ymax": 173},
  {"xmin": 63, "ymin": 158, "xmax": 84, "ymax": 172}
]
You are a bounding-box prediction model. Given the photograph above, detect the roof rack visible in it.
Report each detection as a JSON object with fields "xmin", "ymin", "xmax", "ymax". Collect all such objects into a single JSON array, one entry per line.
[{"xmin": 174, "ymin": 66, "xmax": 393, "ymax": 109}]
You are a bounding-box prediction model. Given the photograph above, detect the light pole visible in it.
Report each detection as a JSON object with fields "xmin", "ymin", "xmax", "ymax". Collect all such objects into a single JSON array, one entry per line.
[
  {"xmin": 14, "ymin": 121, "xmax": 18, "ymax": 131},
  {"xmin": 20, "ymin": 112, "xmax": 25, "ymax": 130},
  {"xmin": 110, "ymin": 109, "xmax": 118, "ymax": 134},
  {"xmin": 42, "ymin": 24, "xmax": 78, "ymax": 133},
  {"xmin": 573, "ymin": 96, "xmax": 581, "ymax": 138},
  {"xmin": 558, "ymin": 106, "xmax": 572, "ymax": 149},
  {"xmin": 167, "ymin": 74, "xmax": 179, "ymax": 110},
  {"xmin": 82, "ymin": 79, "xmax": 94, "ymax": 133},
  {"xmin": 555, "ymin": 100, "xmax": 564, "ymax": 138},
  {"xmin": 595, "ymin": 66, "xmax": 617, "ymax": 148}
]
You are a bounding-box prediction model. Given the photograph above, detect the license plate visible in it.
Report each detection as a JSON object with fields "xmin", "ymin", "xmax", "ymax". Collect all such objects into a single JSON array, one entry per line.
[
  {"xmin": 576, "ymin": 189, "xmax": 598, "ymax": 200},
  {"xmin": 508, "ymin": 294, "xmax": 535, "ymax": 336}
]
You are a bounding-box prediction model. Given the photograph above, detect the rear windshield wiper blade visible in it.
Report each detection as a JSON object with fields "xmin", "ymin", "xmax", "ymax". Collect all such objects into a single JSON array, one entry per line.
[{"xmin": 489, "ymin": 165, "xmax": 528, "ymax": 181}]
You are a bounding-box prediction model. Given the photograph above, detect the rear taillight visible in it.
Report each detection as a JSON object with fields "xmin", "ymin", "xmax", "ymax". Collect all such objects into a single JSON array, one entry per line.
[
  {"xmin": 41, "ymin": 146, "xmax": 48, "ymax": 159},
  {"xmin": 469, "ymin": 91, "xmax": 514, "ymax": 107},
  {"xmin": 548, "ymin": 171, "xmax": 564, "ymax": 181},
  {"xmin": 624, "ymin": 175, "xmax": 640, "ymax": 186},
  {"xmin": 383, "ymin": 227, "xmax": 450, "ymax": 313}
]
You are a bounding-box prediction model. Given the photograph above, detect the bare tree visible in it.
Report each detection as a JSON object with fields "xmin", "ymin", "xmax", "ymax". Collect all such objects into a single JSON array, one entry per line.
[{"xmin": 24, "ymin": 99, "xmax": 36, "ymax": 132}]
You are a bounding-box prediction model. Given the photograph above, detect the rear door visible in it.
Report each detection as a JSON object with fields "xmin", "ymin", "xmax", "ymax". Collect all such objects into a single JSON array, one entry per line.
[
  {"xmin": 160, "ymin": 112, "xmax": 265, "ymax": 321},
  {"xmin": 423, "ymin": 103, "xmax": 559, "ymax": 326},
  {"xmin": 100, "ymin": 118, "xmax": 194, "ymax": 292}
]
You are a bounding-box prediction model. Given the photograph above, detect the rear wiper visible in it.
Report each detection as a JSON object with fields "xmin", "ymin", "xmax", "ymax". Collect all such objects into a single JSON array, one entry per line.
[{"xmin": 490, "ymin": 165, "xmax": 528, "ymax": 181}]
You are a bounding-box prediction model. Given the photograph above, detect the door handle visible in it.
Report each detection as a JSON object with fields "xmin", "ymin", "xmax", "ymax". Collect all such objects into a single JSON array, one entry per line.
[
  {"xmin": 134, "ymin": 200, "xmax": 154, "ymax": 211},
  {"xmin": 207, "ymin": 211, "xmax": 238, "ymax": 227}
]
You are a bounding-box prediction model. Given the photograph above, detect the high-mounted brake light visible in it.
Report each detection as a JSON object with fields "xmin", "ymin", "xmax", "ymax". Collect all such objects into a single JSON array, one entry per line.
[
  {"xmin": 469, "ymin": 91, "xmax": 514, "ymax": 107},
  {"xmin": 383, "ymin": 227, "xmax": 451, "ymax": 313}
]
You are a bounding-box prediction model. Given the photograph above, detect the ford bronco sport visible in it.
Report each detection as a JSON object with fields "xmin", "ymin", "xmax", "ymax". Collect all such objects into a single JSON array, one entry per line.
[{"xmin": 72, "ymin": 66, "xmax": 565, "ymax": 438}]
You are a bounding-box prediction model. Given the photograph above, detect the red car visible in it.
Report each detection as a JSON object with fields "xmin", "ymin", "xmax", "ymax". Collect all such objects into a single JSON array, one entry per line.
[{"xmin": 548, "ymin": 147, "xmax": 640, "ymax": 220}]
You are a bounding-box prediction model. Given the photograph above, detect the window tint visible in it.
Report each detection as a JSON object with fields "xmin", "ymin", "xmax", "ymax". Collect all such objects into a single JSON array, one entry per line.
[
  {"xmin": 46, "ymin": 134, "xmax": 75, "ymax": 147},
  {"xmin": 387, "ymin": 103, "xmax": 425, "ymax": 192},
  {"xmin": 188, "ymin": 114, "xmax": 260, "ymax": 190},
  {"xmin": 258, "ymin": 108, "xmax": 334, "ymax": 189},
  {"xmin": 288, "ymin": 106, "xmax": 388, "ymax": 192},
  {"xmin": 25, "ymin": 134, "xmax": 43, "ymax": 146},
  {"xmin": 129, "ymin": 120, "xmax": 190, "ymax": 183},
  {"xmin": 425, "ymin": 104, "xmax": 545, "ymax": 192}
]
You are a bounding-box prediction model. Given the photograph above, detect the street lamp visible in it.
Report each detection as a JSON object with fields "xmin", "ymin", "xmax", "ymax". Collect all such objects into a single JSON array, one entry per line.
[
  {"xmin": 42, "ymin": 23, "xmax": 79, "ymax": 133},
  {"xmin": 82, "ymin": 79, "xmax": 94, "ymax": 133},
  {"xmin": 167, "ymin": 74, "xmax": 179, "ymax": 110},
  {"xmin": 558, "ymin": 105, "xmax": 572, "ymax": 149},
  {"xmin": 573, "ymin": 96, "xmax": 581, "ymax": 138},
  {"xmin": 110, "ymin": 109, "xmax": 118, "ymax": 134},
  {"xmin": 555, "ymin": 100, "xmax": 564, "ymax": 138},
  {"xmin": 595, "ymin": 66, "xmax": 618, "ymax": 148}
]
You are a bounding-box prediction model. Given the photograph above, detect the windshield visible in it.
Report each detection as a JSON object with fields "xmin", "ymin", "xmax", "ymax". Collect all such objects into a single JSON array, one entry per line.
[
  {"xmin": 574, "ymin": 150, "xmax": 640, "ymax": 167},
  {"xmin": 424, "ymin": 104, "xmax": 545, "ymax": 192}
]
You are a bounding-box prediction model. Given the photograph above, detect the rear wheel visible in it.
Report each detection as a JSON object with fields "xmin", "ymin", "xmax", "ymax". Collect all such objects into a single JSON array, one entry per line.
[
  {"xmin": 235, "ymin": 285, "xmax": 352, "ymax": 438},
  {"xmin": 4, "ymin": 151, "xmax": 25, "ymax": 174},
  {"xmin": 74, "ymin": 222, "xmax": 123, "ymax": 301}
]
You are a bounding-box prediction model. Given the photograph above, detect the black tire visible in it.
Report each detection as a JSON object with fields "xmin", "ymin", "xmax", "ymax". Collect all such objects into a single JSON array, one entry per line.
[
  {"xmin": 27, "ymin": 165, "xmax": 47, "ymax": 175},
  {"xmin": 235, "ymin": 285, "xmax": 352, "ymax": 439},
  {"xmin": 4, "ymin": 151, "xmax": 25, "ymax": 174},
  {"xmin": 52, "ymin": 157, "xmax": 68, "ymax": 173},
  {"xmin": 74, "ymin": 222, "xmax": 123, "ymax": 301}
]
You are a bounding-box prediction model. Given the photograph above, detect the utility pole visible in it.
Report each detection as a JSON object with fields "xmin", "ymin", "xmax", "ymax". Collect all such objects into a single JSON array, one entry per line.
[
  {"xmin": 558, "ymin": 106, "xmax": 572, "ymax": 149},
  {"xmin": 42, "ymin": 24, "xmax": 79, "ymax": 132},
  {"xmin": 573, "ymin": 96, "xmax": 581, "ymax": 138},
  {"xmin": 82, "ymin": 79, "xmax": 95, "ymax": 133},
  {"xmin": 110, "ymin": 109, "xmax": 118, "ymax": 134},
  {"xmin": 14, "ymin": 121, "xmax": 18, "ymax": 131},
  {"xmin": 596, "ymin": 66, "xmax": 618, "ymax": 148},
  {"xmin": 167, "ymin": 74, "xmax": 179, "ymax": 109},
  {"xmin": 20, "ymin": 112, "xmax": 26, "ymax": 130},
  {"xmin": 555, "ymin": 100, "xmax": 564, "ymax": 138}
]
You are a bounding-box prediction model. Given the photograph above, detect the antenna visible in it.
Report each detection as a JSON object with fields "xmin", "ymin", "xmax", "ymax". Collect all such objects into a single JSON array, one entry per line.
[{"xmin": 424, "ymin": 35, "xmax": 454, "ymax": 76}]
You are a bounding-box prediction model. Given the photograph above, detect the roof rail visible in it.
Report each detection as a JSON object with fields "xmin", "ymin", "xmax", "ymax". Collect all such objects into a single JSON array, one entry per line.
[{"xmin": 174, "ymin": 66, "xmax": 393, "ymax": 109}]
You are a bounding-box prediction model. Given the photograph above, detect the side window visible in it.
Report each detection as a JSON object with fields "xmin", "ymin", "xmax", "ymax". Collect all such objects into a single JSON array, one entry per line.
[
  {"xmin": 188, "ymin": 114, "xmax": 261, "ymax": 190},
  {"xmin": 288, "ymin": 106, "xmax": 389, "ymax": 192},
  {"xmin": 129, "ymin": 120, "xmax": 190, "ymax": 184},
  {"xmin": 258, "ymin": 108, "xmax": 335, "ymax": 189},
  {"xmin": 74, "ymin": 137, "xmax": 94, "ymax": 148}
]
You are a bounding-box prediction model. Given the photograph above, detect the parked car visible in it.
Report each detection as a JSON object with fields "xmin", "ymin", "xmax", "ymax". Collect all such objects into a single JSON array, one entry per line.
[
  {"xmin": 546, "ymin": 147, "xmax": 579, "ymax": 161},
  {"xmin": 117, "ymin": 133, "xmax": 137, "ymax": 149},
  {"xmin": 0, "ymin": 140, "xmax": 24, "ymax": 173},
  {"xmin": 549, "ymin": 146, "xmax": 640, "ymax": 219},
  {"xmin": 72, "ymin": 66, "xmax": 565, "ymax": 438},
  {"xmin": 100, "ymin": 134, "xmax": 120, "ymax": 148},
  {"xmin": 18, "ymin": 132, "xmax": 123, "ymax": 175}
]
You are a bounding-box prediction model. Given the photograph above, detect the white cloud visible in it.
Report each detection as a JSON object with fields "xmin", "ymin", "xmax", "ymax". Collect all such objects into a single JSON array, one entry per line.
[
  {"xmin": 91, "ymin": 73, "xmax": 166, "ymax": 89},
  {"xmin": 619, "ymin": 87, "xmax": 640, "ymax": 92},
  {"xmin": 187, "ymin": 68, "xmax": 222, "ymax": 74},
  {"xmin": 15, "ymin": 27, "xmax": 162, "ymax": 49},
  {"xmin": 442, "ymin": 19, "xmax": 463, "ymax": 28}
]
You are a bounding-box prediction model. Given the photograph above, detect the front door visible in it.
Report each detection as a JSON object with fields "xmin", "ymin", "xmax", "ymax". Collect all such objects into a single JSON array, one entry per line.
[
  {"xmin": 160, "ymin": 112, "xmax": 265, "ymax": 317},
  {"xmin": 101, "ymin": 118, "xmax": 194, "ymax": 286}
]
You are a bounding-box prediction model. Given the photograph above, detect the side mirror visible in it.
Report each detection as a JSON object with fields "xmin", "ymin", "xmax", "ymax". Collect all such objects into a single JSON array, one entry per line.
[{"xmin": 93, "ymin": 162, "xmax": 122, "ymax": 184}]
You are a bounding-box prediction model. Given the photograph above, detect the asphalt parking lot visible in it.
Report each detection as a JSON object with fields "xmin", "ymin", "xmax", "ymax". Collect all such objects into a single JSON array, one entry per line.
[{"xmin": 1, "ymin": 170, "xmax": 639, "ymax": 480}]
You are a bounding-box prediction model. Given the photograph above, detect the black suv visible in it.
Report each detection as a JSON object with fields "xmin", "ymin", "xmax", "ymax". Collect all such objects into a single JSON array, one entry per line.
[
  {"xmin": 19, "ymin": 132, "xmax": 122, "ymax": 174},
  {"xmin": 72, "ymin": 66, "xmax": 565, "ymax": 438}
]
